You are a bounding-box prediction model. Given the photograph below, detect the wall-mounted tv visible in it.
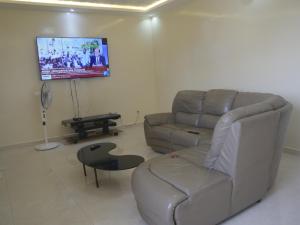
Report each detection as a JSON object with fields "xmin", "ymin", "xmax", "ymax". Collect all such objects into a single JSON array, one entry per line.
[{"xmin": 36, "ymin": 37, "xmax": 110, "ymax": 80}]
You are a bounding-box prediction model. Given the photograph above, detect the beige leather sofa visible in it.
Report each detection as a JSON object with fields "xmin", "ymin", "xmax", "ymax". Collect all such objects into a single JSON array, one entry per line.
[{"xmin": 132, "ymin": 89, "xmax": 292, "ymax": 225}]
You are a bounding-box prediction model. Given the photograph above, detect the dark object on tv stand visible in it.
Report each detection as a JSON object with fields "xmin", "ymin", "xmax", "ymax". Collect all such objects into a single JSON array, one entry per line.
[{"xmin": 62, "ymin": 113, "xmax": 121, "ymax": 143}]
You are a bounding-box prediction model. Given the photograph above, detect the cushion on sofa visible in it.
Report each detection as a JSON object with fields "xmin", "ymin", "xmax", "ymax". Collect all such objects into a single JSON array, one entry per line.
[
  {"xmin": 203, "ymin": 90, "xmax": 238, "ymax": 116},
  {"xmin": 162, "ymin": 124, "xmax": 213, "ymax": 146},
  {"xmin": 174, "ymin": 146, "xmax": 210, "ymax": 166},
  {"xmin": 162, "ymin": 123, "xmax": 198, "ymax": 131},
  {"xmin": 172, "ymin": 130, "xmax": 200, "ymax": 147},
  {"xmin": 172, "ymin": 90, "xmax": 206, "ymax": 114},
  {"xmin": 145, "ymin": 113, "xmax": 175, "ymax": 126},
  {"xmin": 150, "ymin": 123, "xmax": 213, "ymax": 148},
  {"xmin": 133, "ymin": 152, "xmax": 232, "ymax": 225},
  {"xmin": 198, "ymin": 114, "xmax": 220, "ymax": 129},
  {"xmin": 150, "ymin": 139, "xmax": 175, "ymax": 152},
  {"xmin": 232, "ymin": 92, "xmax": 273, "ymax": 109},
  {"xmin": 149, "ymin": 151, "xmax": 230, "ymax": 196},
  {"xmin": 175, "ymin": 112, "xmax": 200, "ymax": 127},
  {"xmin": 204, "ymin": 98, "xmax": 283, "ymax": 170},
  {"xmin": 151, "ymin": 126, "xmax": 172, "ymax": 141},
  {"xmin": 265, "ymin": 96, "xmax": 287, "ymax": 109},
  {"xmin": 132, "ymin": 161, "xmax": 188, "ymax": 225}
]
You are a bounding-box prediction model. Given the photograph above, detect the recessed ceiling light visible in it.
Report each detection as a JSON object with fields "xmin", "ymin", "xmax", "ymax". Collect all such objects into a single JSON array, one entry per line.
[{"xmin": 0, "ymin": 0, "xmax": 173, "ymax": 12}]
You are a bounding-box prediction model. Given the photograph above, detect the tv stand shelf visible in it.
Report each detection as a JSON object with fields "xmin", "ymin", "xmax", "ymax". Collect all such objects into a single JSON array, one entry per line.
[{"xmin": 62, "ymin": 113, "xmax": 121, "ymax": 143}]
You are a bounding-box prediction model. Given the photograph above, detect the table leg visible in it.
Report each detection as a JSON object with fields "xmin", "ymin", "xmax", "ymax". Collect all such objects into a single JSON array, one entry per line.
[
  {"xmin": 103, "ymin": 120, "xmax": 109, "ymax": 134},
  {"xmin": 83, "ymin": 164, "xmax": 87, "ymax": 176},
  {"xmin": 94, "ymin": 168, "xmax": 99, "ymax": 188}
]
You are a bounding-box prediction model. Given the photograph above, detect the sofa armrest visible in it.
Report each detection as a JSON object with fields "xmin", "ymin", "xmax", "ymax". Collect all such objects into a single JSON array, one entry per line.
[{"xmin": 145, "ymin": 113, "xmax": 175, "ymax": 126}]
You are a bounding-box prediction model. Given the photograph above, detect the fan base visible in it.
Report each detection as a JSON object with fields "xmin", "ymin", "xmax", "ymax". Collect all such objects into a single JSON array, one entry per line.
[{"xmin": 35, "ymin": 142, "xmax": 61, "ymax": 151}]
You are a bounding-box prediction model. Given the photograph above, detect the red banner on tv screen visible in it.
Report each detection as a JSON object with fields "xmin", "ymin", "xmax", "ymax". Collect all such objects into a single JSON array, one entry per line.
[{"xmin": 41, "ymin": 66, "xmax": 110, "ymax": 80}]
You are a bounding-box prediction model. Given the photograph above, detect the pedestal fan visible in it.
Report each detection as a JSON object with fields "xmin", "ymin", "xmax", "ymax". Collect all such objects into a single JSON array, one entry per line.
[{"xmin": 35, "ymin": 82, "xmax": 61, "ymax": 151}]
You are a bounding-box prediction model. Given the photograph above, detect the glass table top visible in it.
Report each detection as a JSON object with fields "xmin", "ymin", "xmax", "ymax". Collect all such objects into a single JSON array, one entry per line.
[{"xmin": 77, "ymin": 142, "xmax": 144, "ymax": 171}]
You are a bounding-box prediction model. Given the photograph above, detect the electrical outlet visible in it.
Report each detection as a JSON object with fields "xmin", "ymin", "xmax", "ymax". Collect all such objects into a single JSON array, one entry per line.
[{"xmin": 134, "ymin": 110, "xmax": 141, "ymax": 124}]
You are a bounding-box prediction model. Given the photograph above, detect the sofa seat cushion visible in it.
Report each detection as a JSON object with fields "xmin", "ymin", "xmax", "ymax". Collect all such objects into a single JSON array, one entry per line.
[
  {"xmin": 132, "ymin": 161, "xmax": 188, "ymax": 225},
  {"xmin": 175, "ymin": 146, "xmax": 211, "ymax": 166},
  {"xmin": 150, "ymin": 139, "xmax": 175, "ymax": 152},
  {"xmin": 175, "ymin": 112, "xmax": 200, "ymax": 126},
  {"xmin": 172, "ymin": 129, "xmax": 200, "ymax": 146},
  {"xmin": 145, "ymin": 113, "xmax": 175, "ymax": 126},
  {"xmin": 151, "ymin": 126, "xmax": 172, "ymax": 142},
  {"xmin": 150, "ymin": 124, "xmax": 213, "ymax": 149},
  {"xmin": 162, "ymin": 124, "xmax": 213, "ymax": 146},
  {"xmin": 132, "ymin": 149, "xmax": 232, "ymax": 225},
  {"xmin": 148, "ymin": 149, "xmax": 230, "ymax": 196}
]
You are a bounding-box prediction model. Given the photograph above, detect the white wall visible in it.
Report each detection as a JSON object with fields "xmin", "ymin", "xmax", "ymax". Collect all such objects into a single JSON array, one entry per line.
[
  {"xmin": 0, "ymin": 8, "xmax": 158, "ymax": 147},
  {"xmin": 152, "ymin": 0, "xmax": 300, "ymax": 150}
]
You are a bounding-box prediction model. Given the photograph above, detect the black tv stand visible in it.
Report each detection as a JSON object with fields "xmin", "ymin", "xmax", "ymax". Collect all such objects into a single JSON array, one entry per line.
[{"xmin": 62, "ymin": 113, "xmax": 121, "ymax": 143}]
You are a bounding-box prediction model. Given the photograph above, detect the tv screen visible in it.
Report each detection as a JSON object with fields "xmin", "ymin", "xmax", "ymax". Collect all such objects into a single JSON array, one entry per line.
[{"xmin": 36, "ymin": 37, "xmax": 110, "ymax": 80}]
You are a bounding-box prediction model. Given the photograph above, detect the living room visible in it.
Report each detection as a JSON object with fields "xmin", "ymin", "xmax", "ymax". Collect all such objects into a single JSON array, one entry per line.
[{"xmin": 0, "ymin": 0, "xmax": 299, "ymax": 225}]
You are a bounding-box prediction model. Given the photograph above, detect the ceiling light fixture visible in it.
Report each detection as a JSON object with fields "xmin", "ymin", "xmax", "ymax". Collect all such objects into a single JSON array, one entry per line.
[
  {"xmin": 0, "ymin": 0, "xmax": 173, "ymax": 12},
  {"xmin": 144, "ymin": 0, "xmax": 171, "ymax": 11}
]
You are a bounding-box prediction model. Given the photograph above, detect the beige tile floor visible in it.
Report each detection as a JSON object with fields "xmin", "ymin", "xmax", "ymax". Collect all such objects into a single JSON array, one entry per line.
[{"xmin": 0, "ymin": 124, "xmax": 300, "ymax": 225}]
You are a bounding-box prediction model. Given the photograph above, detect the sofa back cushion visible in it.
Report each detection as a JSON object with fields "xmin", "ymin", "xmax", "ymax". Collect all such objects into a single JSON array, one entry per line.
[
  {"xmin": 269, "ymin": 103, "xmax": 292, "ymax": 188},
  {"xmin": 172, "ymin": 90, "xmax": 206, "ymax": 114},
  {"xmin": 198, "ymin": 90, "xmax": 238, "ymax": 128},
  {"xmin": 204, "ymin": 96, "xmax": 287, "ymax": 173},
  {"xmin": 172, "ymin": 90, "xmax": 205, "ymax": 127},
  {"xmin": 203, "ymin": 90, "xmax": 238, "ymax": 115},
  {"xmin": 198, "ymin": 114, "xmax": 220, "ymax": 129},
  {"xmin": 172, "ymin": 90, "xmax": 277, "ymax": 130},
  {"xmin": 232, "ymin": 92, "xmax": 273, "ymax": 109}
]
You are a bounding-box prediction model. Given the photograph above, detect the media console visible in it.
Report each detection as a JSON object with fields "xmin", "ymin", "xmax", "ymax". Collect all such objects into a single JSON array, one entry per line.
[{"xmin": 62, "ymin": 113, "xmax": 121, "ymax": 143}]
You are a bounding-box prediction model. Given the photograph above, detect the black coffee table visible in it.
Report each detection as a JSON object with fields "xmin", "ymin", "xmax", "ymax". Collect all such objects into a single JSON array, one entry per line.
[{"xmin": 77, "ymin": 142, "xmax": 144, "ymax": 188}]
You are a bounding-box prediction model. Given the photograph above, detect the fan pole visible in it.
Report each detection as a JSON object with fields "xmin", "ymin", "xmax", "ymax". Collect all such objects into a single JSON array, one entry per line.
[
  {"xmin": 35, "ymin": 81, "xmax": 62, "ymax": 151},
  {"xmin": 42, "ymin": 109, "xmax": 48, "ymax": 145}
]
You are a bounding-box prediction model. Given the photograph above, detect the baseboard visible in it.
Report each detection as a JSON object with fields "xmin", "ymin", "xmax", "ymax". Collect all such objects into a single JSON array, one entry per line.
[
  {"xmin": 284, "ymin": 146, "xmax": 300, "ymax": 155},
  {"xmin": 0, "ymin": 122, "xmax": 142, "ymax": 151},
  {"xmin": 118, "ymin": 122, "xmax": 143, "ymax": 128},
  {"xmin": 0, "ymin": 135, "xmax": 67, "ymax": 151}
]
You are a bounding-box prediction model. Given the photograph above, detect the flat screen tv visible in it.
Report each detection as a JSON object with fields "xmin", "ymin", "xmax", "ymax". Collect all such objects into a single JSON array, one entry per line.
[{"xmin": 36, "ymin": 37, "xmax": 110, "ymax": 80}]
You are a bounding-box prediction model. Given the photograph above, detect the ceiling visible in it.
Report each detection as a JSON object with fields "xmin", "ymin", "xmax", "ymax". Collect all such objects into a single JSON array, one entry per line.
[
  {"xmin": 0, "ymin": 0, "xmax": 175, "ymax": 12},
  {"xmin": 65, "ymin": 0, "xmax": 159, "ymax": 6}
]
